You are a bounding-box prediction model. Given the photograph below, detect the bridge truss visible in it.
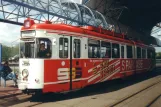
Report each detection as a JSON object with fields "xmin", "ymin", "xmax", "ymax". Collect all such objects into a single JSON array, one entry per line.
[
  {"xmin": 0, "ymin": 0, "xmax": 160, "ymax": 40},
  {"xmin": 0, "ymin": 0, "xmax": 110, "ymax": 28}
]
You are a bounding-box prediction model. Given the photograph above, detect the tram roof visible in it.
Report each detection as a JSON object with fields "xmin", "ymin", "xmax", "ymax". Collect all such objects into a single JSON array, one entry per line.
[{"xmin": 21, "ymin": 22, "xmax": 153, "ymax": 49}]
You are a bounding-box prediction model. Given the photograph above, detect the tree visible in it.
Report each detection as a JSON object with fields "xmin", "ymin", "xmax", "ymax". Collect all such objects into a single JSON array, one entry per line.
[
  {"xmin": 2, "ymin": 44, "xmax": 19, "ymax": 61},
  {"xmin": 156, "ymin": 52, "xmax": 161, "ymax": 59}
]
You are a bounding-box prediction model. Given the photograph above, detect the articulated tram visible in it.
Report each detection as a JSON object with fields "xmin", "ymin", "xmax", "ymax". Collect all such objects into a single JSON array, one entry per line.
[{"xmin": 18, "ymin": 18, "xmax": 155, "ymax": 94}]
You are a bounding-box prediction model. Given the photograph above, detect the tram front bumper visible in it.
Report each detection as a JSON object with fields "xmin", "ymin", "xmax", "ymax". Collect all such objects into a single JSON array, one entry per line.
[
  {"xmin": 18, "ymin": 82, "xmax": 28, "ymax": 90},
  {"xmin": 18, "ymin": 82, "xmax": 42, "ymax": 94}
]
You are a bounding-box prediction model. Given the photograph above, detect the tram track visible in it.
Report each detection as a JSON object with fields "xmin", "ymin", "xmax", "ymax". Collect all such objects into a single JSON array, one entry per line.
[
  {"xmin": 108, "ymin": 77, "xmax": 161, "ymax": 107},
  {"xmin": 146, "ymin": 94, "xmax": 161, "ymax": 107},
  {"xmin": 0, "ymin": 93, "xmax": 31, "ymax": 107}
]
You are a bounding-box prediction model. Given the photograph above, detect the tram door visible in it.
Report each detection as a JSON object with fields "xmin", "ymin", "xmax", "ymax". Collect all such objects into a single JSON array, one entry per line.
[{"xmin": 70, "ymin": 36, "xmax": 83, "ymax": 90}]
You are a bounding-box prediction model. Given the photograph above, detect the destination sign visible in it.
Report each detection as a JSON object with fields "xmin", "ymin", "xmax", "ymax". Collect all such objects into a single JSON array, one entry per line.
[{"xmin": 21, "ymin": 30, "xmax": 35, "ymax": 37}]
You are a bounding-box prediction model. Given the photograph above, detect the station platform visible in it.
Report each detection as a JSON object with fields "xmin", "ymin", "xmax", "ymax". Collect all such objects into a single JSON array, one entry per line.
[{"xmin": 0, "ymin": 80, "xmax": 21, "ymax": 99}]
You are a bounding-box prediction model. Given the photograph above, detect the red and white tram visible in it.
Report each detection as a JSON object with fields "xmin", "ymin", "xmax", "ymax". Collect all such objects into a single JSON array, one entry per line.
[{"xmin": 18, "ymin": 18, "xmax": 156, "ymax": 94}]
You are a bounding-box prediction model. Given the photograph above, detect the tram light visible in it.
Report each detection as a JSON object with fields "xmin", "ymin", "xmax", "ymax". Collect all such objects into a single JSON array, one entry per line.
[
  {"xmin": 24, "ymin": 20, "xmax": 30, "ymax": 28},
  {"xmin": 22, "ymin": 69, "xmax": 29, "ymax": 77},
  {"xmin": 24, "ymin": 18, "xmax": 35, "ymax": 28},
  {"xmin": 35, "ymin": 79, "xmax": 40, "ymax": 84},
  {"xmin": 45, "ymin": 20, "xmax": 52, "ymax": 24}
]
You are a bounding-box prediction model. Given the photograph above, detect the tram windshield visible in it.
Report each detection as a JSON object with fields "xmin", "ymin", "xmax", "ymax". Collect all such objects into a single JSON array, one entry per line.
[
  {"xmin": 20, "ymin": 39, "xmax": 35, "ymax": 58},
  {"xmin": 20, "ymin": 38, "xmax": 52, "ymax": 58}
]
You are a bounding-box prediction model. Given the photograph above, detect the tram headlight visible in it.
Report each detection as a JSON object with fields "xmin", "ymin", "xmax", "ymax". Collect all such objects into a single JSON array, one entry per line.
[{"xmin": 22, "ymin": 69, "xmax": 29, "ymax": 77}]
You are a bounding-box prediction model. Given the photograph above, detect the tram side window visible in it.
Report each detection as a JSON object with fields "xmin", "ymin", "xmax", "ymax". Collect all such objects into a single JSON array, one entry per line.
[
  {"xmin": 88, "ymin": 39, "xmax": 100, "ymax": 58},
  {"xmin": 121, "ymin": 46, "xmax": 124, "ymax": 58},
  {"xmin": 142, "ymin": 49, "xmax": 146, "ymax": 58},
  {"xmin": 112, "ymin": 43, "xmax": 120, "ymax": 58},
  {"xmin": 137, "ymin": 47, "xmax": 141, "ymax": 58},
  {"xmin": 59, "ymin": 38, "xmax": 68, "ymax": 58},
  {"xmin": 127, "ymin": 46, "xmax": 133, "ymax": 58},
  {"xmin": 147, "ymin": 49, "xmax": 155, "ymax": 59},
  {"xmin": 101, "ymin": 41, "xmax": 111, "ymax": 58},
  {"xmin": 147, "ymin": 50, "xmax": 151, "ymax": 58},
  {"xmin": 152, "ymin": 50, "xmax": 156, "ymax": 59},
  {"xmin": 74, "ymin": 39, "xmax": 81, "ymax": 58}
]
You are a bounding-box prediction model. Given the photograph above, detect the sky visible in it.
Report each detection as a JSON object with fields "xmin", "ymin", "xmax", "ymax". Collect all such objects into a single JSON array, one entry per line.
[{"xmin": 0, "ymin": 22, "xmax": 21, "ymax": 46}]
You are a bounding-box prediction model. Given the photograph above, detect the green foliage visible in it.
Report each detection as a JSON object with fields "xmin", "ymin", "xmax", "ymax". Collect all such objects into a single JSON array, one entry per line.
[
  {"xmin": 2, "ymin": 44, "xmax": 19, "ymax": 61},
  {"xmin": 156, "ymin": 52, "xmax": 161, "ymax": 59}
]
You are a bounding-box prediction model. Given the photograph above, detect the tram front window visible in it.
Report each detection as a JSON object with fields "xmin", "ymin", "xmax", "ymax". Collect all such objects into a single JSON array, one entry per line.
[
  {"xmin": 20, "ymin": 41, "xmax": 35, "ymax": 58},
  {"xmin": 36, "ymin": 38, "xmax": 52, "ymax": 58},
  {"xmin": 20, "ymin": 38, "xmax": 52, "ymax": 58}
]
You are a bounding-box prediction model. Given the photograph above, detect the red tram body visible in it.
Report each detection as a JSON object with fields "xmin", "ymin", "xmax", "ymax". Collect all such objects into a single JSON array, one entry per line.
[{"xmin": 18, "ymin": 18, "xmax": 155, "ymax": 94}]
